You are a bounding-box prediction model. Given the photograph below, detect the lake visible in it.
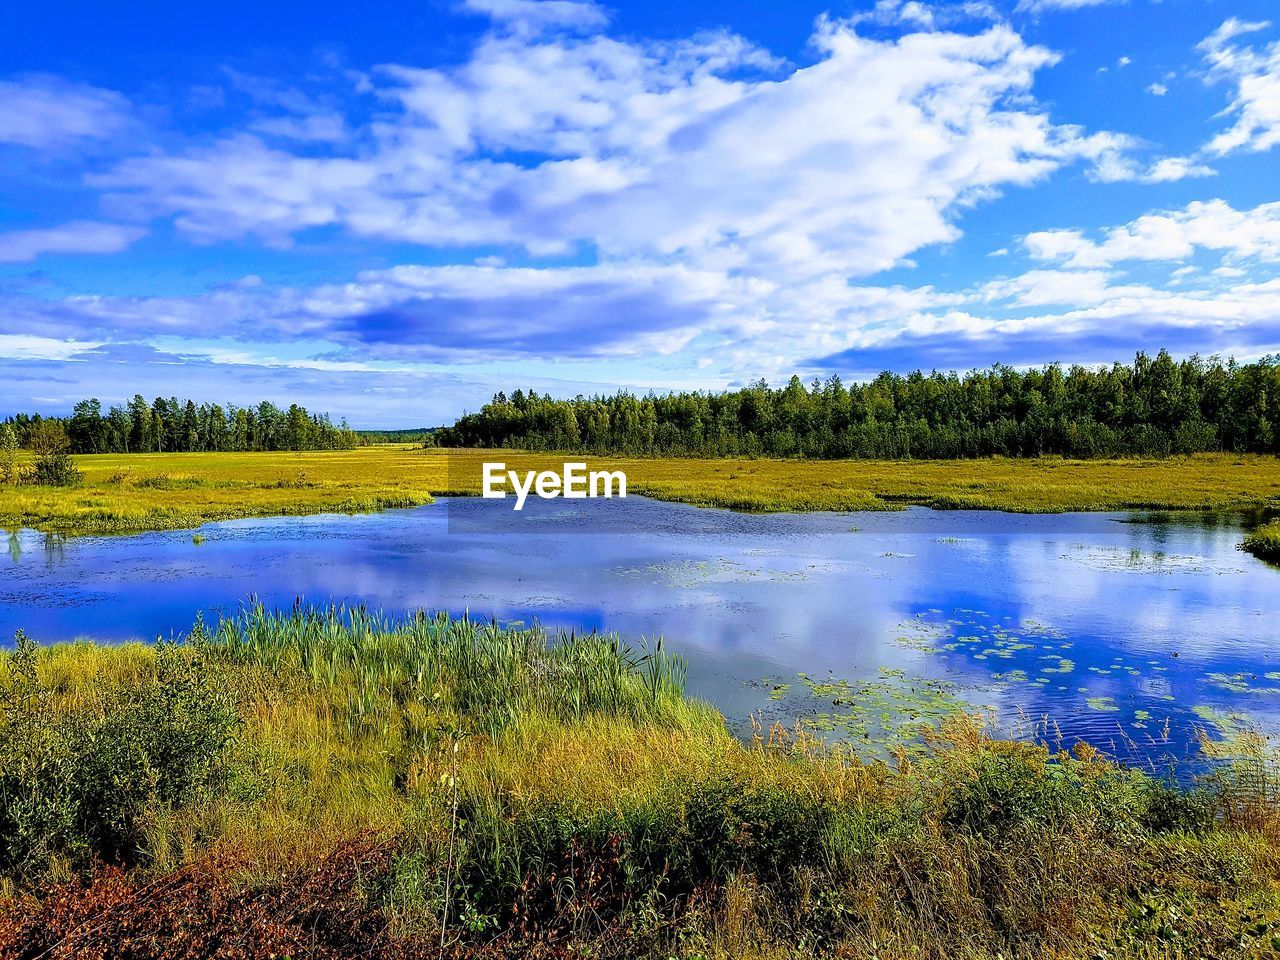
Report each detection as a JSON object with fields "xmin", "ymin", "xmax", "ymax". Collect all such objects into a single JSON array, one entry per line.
[{"xmin": 4, "ymin": 496, "xmax": 1279, "ymax": 769}]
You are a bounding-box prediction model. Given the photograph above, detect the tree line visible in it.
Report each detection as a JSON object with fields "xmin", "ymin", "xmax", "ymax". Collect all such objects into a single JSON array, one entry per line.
[
  {"xmin": 3, "ymin": 396, "xmax": 359, "ymax": 455},
  {"xmin": 439, "ymin": 351, "xmax": 1280, "ymax": 459}
]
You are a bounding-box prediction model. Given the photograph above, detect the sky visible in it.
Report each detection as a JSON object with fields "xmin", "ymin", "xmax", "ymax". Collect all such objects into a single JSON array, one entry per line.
[{"xmin": 1, "ymin": 0, "xmax": 1279, "ymax": 426}]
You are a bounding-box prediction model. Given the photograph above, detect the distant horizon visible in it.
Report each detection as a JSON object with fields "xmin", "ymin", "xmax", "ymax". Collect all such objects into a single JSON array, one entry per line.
[{"xmin": 6, "ymin": 346, "xmax": 1277, "ymax": 432}]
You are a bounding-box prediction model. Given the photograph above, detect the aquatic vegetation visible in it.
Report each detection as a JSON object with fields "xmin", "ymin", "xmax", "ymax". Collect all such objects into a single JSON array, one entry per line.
[
  {"xmin": 764, "ymin": 668, "xmax": 980, "ymax": 747},
  {"xmin": 2, "ymin": 447, "xmax": 1279, "ymax": 535},
  {"xmin": 1243, "ymin": 520, "xmax": 1280, "ymax": 563},
  {"xmin": 5, "ymin": 609, "xmax": 1280, "ymax": 958},
  {"xmin": 1063, "ymin": 545, "xmax": 1242, "ymax": 575},
  {"xmin": 1205, "ymin": 672, "xmax": 1280, "ymax": 695}
]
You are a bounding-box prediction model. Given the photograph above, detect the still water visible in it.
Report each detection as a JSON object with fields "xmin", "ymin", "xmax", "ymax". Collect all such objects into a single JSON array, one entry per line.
[{"xmin": 3, "ymin": 497, "xmax": 1278, "ymax": 767}]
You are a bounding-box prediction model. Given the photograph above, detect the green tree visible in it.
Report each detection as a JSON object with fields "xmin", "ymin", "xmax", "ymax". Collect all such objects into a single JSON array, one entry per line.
[
  {"xmin": 0, "ymin": 424, "xmax": 18, "ymax": 485},
  {"xmin": 28, "ymin": 421, "xmax": 81, "ymax": 487}
]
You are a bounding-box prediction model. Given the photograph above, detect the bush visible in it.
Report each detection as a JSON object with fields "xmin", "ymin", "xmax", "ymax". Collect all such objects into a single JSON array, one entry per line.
[
  {"xmin": 0, "ymin": 633, "xmax": 241, "ymax": 877},
  {"xmin": 0, "ymin": 424, "xmax": 16, "ymax": 485},
  {"xmin": 1242, "ymin": 520, "xmax": 1280, "ymax": 563},
  {"xmin": 26, "ymin": 421, "xmax": 81, "ymax": 487}
]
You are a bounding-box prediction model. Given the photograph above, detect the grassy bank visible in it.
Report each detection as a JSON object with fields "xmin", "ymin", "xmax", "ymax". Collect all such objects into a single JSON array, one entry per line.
[
  {"xmin": 0, "ymin": 447, "xmax": 436, "ymax": 534},
  {"xmin": 1244, "ymin": 521, "xmax": 1280, "ymax": 563},
  {"xmin": 1, "ymin": 447, "xmax": 1278, "ymax": 534},
  {"xmin": 3, "ymin": 608, "xmax": 1280, "ymax": 959}
]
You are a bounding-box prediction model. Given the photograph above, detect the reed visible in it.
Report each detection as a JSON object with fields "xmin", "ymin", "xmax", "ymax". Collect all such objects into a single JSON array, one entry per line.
[{"xmin": 5, "ymin": 609, "xmax": 1280, "ymax": 959}]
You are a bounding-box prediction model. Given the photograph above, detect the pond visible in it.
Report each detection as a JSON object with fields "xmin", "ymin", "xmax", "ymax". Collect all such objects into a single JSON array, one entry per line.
[{"xmin": 3, "ymin": 496, "xmax": 1278, "ymax": 769}]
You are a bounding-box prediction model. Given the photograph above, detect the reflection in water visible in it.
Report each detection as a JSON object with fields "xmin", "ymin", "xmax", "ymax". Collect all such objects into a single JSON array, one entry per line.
[{"xmin": 2, "ymin": 497, "xmax": 1278, "ymax": 766}]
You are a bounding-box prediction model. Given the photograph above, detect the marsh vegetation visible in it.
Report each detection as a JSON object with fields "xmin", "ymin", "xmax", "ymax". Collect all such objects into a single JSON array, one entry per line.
[
  {"xmin": 4, "ymin": 607, "xmax": 1280, "ymax": 959},
  {"xmin": 1243, "ymin": 520, "xmax": 1280, "ymax": 563},
  {"xmin": 0, "ymin": 446, "xmax": 1277, "ymax": 535}
]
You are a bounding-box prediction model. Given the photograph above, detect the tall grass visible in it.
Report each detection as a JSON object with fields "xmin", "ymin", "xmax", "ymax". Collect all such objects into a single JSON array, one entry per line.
[
  {"xmin": 1243, "ymin": 519, "xmax": 1280, "ymax": 563},
  {"xmin": 209, "ymin": 603, "xmax": 695, "ymax": 739},
  {"xmin": 7, "ymin": 610, "xmax": 1280, "ymax": 958}
]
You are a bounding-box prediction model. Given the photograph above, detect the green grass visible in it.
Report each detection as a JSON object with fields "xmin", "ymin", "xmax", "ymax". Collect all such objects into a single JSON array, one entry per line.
[
  {"xmin": 1243, "ymin": 520, "xmax": 1280, "ymax": 563},
  {"xmin": 1, "ymin": 447, "xmax": 1278, "ymax": 535},
  {"xmin": 5, "ymin": 608, "xmax": 1280, "ymax": 959},
  {"xmin": 0, "ymin": 447, "xmax": 436, "ymax": 534}
]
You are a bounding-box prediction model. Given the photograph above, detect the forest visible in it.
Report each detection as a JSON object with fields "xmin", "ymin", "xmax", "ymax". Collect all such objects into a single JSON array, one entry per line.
[
  {"xmin": 439, "ymin": 350, "xmax": 1280, "ymax": 459},
  {"xmin": 2, "ymin": 395, "xmax": 359, "ymax": 454}
]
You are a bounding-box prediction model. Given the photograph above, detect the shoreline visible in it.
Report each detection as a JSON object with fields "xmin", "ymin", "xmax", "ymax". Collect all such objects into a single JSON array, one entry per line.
[
  {"xmin": 4, "ymin": 608, "xmax": 1278, "ymax": 958},
  {"xmin": 2, "ymin": 446, "xmax": 1277, "ymax": 536}
]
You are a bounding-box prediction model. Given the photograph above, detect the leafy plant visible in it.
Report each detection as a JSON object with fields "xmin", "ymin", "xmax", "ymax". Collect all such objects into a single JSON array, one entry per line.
[
  {"xmin": 27, "ymin": 421, "xmax": 81, "ymax": 487},
  {"xmin": 0, "ymin": 633, "xmax": 240, "ymax": 876}
]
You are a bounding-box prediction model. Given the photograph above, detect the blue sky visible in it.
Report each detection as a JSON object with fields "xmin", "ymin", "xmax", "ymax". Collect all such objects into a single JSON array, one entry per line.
[{"xmin": 2, "ymin": 0, "xmax": 1279, "ymax": 426}]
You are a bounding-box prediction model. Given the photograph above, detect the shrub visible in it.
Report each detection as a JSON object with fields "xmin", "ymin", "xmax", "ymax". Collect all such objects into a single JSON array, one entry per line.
[
  {"xmin": 0, "ymin": 424, "xmax": 16, "ymax": 485},
  {"xmin": 0, "ymin": 633, "xmax": 241, "ymax": 877},
  {"xmin": 26, "ymin": 421, "xmax": 81, "ymax": 487},
  {"xmin": 0, "ymin": 837, "xmax": 425, "ymax": 960},
  {"xmin": 1242, "ymin": 520, "xmax": 1280, "ymax": 564}
]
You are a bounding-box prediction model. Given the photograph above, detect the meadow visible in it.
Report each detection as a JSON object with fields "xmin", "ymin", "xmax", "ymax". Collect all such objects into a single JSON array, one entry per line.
[
  {"xmin": 1, "ymin": 446, "xmax": 1279, "ymax": 535},
  {"xmin": 4, "ymin": 607, "xmax": 1280, "ymax": 960}
]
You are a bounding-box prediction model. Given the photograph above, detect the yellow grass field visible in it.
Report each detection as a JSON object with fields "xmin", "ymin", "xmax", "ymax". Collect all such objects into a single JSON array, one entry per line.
[{"xmin": 1, "ymin": 446, "xmax": 1278, "ymax": 534}]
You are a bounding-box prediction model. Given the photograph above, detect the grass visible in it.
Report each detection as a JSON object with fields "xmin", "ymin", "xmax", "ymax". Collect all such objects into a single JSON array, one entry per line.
[
  {"xmin": 0, "ymin": 447, "xmax": 436, "ymax": 534},
  {"xmin": 1243, "ymin": 520, "xmax": 1280, "ymax": 563},
  {"xmin": 1, "ymin": 446, "xmax": 1278, "ymax": 534},
  {"xmin": 5, "ymin": 608, "xmax": 1280, "ymax": 959}
]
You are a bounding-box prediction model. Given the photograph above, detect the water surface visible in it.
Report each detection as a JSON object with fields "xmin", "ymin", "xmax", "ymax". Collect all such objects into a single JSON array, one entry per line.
[{"xmin": 4, "ymin": 497, "xmax": 1278, "ymax": 767}]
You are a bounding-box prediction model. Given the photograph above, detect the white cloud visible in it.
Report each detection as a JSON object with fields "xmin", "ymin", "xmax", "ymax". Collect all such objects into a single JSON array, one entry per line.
[
  {"xmin": 1141, "ymin": 156, "xmax": 1215, "ymax": 182},
  {"xmin": 1015, "ymin": 0, "xmax": 1122, "ymax": 14},
  {"xmin": 1023, "ymin": 200, "xmax": 1280, "ymax": 269},
  {"xmin": 251, "ymin": 113, "xmax": 348, "ymax": 143},
  {"xmin": 0, "ymin": 221, "xmax": 146, "ymax": 262},
  {"xmin": 1199, "ymin": 18, "xmax": 1280, "ymax": 156},
  {"xmin": 1086, "ymin": 149, "xmax": 1215, "ymax": 184},
  {"xmin": 90, "ymin": 17, "xmax": 1140, "ymax": 296},
  {"xmin": 0, "ymin": 334, "xmax": 102, "ymax": 361},
  {"xmin": 10, "ymin": 7, "xmax": 1277, "ymax": 401},
  {"xmin": 0, "ymin": 262, "xmax": 760, "ymax": 364},
  {"xmin": 0, "ymin": 76, "xmax": 131, "ymax": 150},
  {"xmin": 458, "ymin": 0, "xmax": 609, "ymax": 32},
  {"xmin": 979, "ymin": 268, "xmax": 1148, "ymax": 307},
  {"xmin": 1147, "ymin": 83, "xmax": 1167, "ymax": 96}
]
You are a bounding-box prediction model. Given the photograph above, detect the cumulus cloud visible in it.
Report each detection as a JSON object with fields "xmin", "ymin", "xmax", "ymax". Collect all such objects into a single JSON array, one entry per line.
[
  {"xmin": 1199, "ymin": 18, "xmax": 1280, "ymax": 156},
  {"xmin": 0, "ymin": 221, "xmax": 146, "ymax": 262},
  {"xmin": 88, "ymin": 15, "xmax": 1140, "ymax": 295},
  {"xmin": 1022, "ymin": 199, "xmax": 1280, "ymax": 269},
  {"xmin": 0, "ymin": 76, "xmax": 132, "ymax": 150},
  {"xmin": 7, "ymin": 5, "xmax": 1276, "ymax": 416},
  {"xmin": 1087, "ymin": 151, "xmax": 1215, "ymax": 184}
]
